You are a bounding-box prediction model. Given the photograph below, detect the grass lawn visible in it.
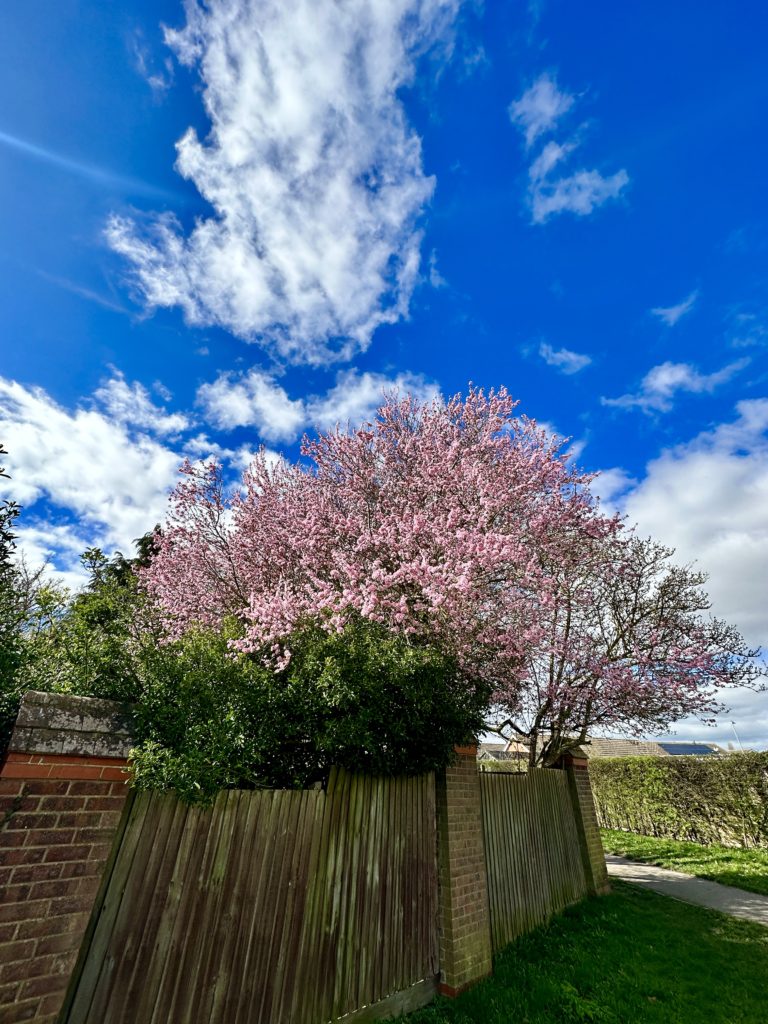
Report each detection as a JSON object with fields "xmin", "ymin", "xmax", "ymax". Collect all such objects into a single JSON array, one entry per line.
[
  {"xmin": 403, "ymin": 881, "xmax": 768, "ymax": 1024},
  {"xmin": 601, "ymin": 829, "xmax": 768, "ymax": 897}
]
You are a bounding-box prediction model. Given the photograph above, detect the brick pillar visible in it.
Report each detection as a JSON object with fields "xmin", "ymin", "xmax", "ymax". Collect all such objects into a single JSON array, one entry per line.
[
  {"xmin": 560, "ymin": 750, "xmax": 610, "ymax": 896},
  {"xmin": 0, "ymin": 691, "xmax": 135, "ymax": 1024},
  {"xmin": 435, "ymin": 744, "xmax": 493, "ymax": 997}
]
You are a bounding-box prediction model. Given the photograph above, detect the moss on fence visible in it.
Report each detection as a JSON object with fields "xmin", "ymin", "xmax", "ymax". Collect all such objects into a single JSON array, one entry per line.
[{"xmin": 589, "ymin": 752, "xmax": 768, "ymax": 848}]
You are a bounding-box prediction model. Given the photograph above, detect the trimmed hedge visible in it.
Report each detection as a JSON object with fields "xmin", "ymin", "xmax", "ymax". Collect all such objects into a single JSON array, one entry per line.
[{"xmin": 590, "ymin": 753, "xmax": 768, "ymax": 848}]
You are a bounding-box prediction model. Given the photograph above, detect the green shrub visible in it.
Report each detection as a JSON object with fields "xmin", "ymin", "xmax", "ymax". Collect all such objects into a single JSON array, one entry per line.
[
  {"xmin": 128, "ymin": 618, "xmax": 490, "ymax": 803},
  {"xmin": 590, "ymin": 754, "xmax": 768, "ymax": 848}
]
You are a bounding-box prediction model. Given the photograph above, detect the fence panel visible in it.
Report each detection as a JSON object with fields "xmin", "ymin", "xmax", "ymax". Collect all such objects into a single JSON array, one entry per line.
[
  {"xmin": 63, "ymin": 769, "xmax": 438, "ymax": 1024},
  {"xmin": 480, "ymin": 768, "xmax": 588, "ymax": 951}
]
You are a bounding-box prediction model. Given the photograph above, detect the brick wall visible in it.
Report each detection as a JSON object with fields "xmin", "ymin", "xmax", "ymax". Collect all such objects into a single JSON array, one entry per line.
[
  {"xmin": 435, "ymin": 745, "xmax": 493, "ymax": 997},
  {"xmin": 561, "ymin": 752, "xmax": 610, "ymax": 896},
  {"xmin": 0, "ymin": 692, "xmax": 134, "ymax": 1024}
]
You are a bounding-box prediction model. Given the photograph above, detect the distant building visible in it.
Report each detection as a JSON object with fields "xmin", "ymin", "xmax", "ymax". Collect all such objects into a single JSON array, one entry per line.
[{"xmin": 584, "ymin": 738, "xmax": 728, "ymax": 758}]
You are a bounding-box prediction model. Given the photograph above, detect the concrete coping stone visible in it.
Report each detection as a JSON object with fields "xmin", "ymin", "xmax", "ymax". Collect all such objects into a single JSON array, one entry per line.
[{"xmin": 8, "ymin": 690, "xmax": 136, "ymax": 760}]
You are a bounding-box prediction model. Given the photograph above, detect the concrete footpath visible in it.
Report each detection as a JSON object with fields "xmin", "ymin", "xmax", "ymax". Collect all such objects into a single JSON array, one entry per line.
[{"xmin": 605, "ymin": 855, "xmax": 768, "ymax": 927}]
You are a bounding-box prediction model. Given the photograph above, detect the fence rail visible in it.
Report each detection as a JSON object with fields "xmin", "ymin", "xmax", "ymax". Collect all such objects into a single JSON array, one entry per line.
[{"xmin": 480, "ymin": 768, "xmax": 588, "ymax": 951}]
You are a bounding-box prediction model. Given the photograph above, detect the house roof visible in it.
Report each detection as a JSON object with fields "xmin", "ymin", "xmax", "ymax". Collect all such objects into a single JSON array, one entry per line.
[
  {"xmin": 585, "ymin": 738, "xmax": 669, "ymax": 758},
  {"xmin": 585, "ymin": 737, "xmax": 727, "ymax": 758}
]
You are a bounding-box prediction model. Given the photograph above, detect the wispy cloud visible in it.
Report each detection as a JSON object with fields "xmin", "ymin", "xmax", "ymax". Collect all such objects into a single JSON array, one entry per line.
[
  {"xmin": 509, "ymin": 73, "xmax": 574, "ymax": 147},
  {"xmin": 651, "ymin": 289, "xmax": 699, "ymax": 326},
  {"xmin": 35, "ymin": 270, "xmax": 127, "ymax": 314},
  {"xmin": 428, "ymin": 249, "xmax": 448, "ymax": 289},
  {"xmin": 108, "ymin": 0, "xmax": 462, "ymax": 366},
  {"xmin": 128, "ymin": 30, "xmax": 174, "ymax": 94},
  {"xmin": 0, "ymin": 128, "xmax": 173, "ymax": 198},
  {"xmin": 509, "ymin": 74, "xmax": 629, "ymax": 224},
  {"xmin": 725, "ymin": 307, "xmax": 768, "ymax": 348},
  {"xmin": 538, "ymin": 341, "xmax": 592, "ymax": 375},
  {"xmin": 602, "ymin": 358, "xmax": 749, "ymax": 413}
]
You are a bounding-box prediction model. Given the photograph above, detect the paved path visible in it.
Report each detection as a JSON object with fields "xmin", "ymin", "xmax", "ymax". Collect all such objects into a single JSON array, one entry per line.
[{"xmin": 605, "ymin": 854, "xmax": 768, "ymax": 927}]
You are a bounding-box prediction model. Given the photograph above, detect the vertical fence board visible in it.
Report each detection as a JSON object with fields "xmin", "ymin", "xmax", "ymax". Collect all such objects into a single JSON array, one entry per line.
[
  {"xmin": 63, "ymin": 771, "xmax": 439, "ymax": 1024},
  {"xmin": 480, "ymin": 768, "xmax": 589, "ymax": 952}
]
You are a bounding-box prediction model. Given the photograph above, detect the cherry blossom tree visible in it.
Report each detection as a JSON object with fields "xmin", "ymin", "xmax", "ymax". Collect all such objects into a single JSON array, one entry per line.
[{"xmin": 142, "ymin": 387, "xmax": 763, "ymax": 765}]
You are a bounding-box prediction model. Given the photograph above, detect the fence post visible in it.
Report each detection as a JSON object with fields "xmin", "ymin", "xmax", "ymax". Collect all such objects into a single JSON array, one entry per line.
[
  {"xmin": 0, "ymin": 691, "xmax": 134, "ymax": 1024},
  {"xmin": 435, "ymin": 744, "xmax": 493, "ymax": 997},
  {"xmin": 559, "ymin": 750, "xmax": 610, "ymax": 895}
]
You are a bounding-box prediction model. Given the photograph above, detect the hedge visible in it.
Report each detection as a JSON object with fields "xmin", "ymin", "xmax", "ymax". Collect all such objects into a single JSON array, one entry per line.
[{"xmin": 589, "ymin": 752, "xmax": 768, "ymax": 848}]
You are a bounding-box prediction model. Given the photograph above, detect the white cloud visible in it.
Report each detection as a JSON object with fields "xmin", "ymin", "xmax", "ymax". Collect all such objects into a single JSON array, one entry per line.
[
  {"xmin": 613, "ymin": 400, "xmax": 768, "ymax": 747},
  {"xmin": 196, "ymin": 365, "xmax": 439, "ymax": 441},
  {"xmin": 307, "ymin": 368, "xmax": 439, "ymax": 431},
  {"xmin": 508, "ymin": 73, "xmax": 575, "ymax": 147},
  {"xmin": 108, "ymin": 0, "xmax": 461, "ymax": 365},
  {"xmin": 509, "ymin": 74, "xmax": 629, "ymax": 224},
  {"xmin": 530, "ymin": 167, "xmax": 629, "ymax": 224},
  {"xmin": 538, "ymin": 341, "xmax": 591, "ymax": 375},
  {"xmin": 651, "ymin": 289, "xmax": 699, "ymax": 327},
  {"xmin": 602, "ymin": 358, "xmax": 749, "ymax": 414},
  {"xmin": 197, "ymin": 369, "xmax": 306, "ymax": 442},
  {"xmin": 428, "ymin": 249, "xmax": 448, "ymax": 289},
  {"xmin": 0, "ymin": 376, "xmax": 185, "ymax": 574},
  {"xmin": 94, "ymin": 372, "xmax": 189, "ymax": 435}
]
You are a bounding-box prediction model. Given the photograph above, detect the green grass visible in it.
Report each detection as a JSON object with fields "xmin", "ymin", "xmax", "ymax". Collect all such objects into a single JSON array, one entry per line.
[
  {"xmin": 601, "ymin": 829, "xmax": 768, "ymax": 897},
  {"xmin": 403, "ymin": 881, "xmax": 768, "ymax": 1024}
]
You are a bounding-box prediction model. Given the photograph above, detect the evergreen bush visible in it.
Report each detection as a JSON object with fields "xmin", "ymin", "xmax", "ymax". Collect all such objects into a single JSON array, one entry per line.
[{"xmin": 590, "ymin": 754, "xmax": 768, "ymax": 848}]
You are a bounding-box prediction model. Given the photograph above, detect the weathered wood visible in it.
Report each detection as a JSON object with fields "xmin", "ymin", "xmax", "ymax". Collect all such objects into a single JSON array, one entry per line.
[
  {"xmin": 480, "ymin": 768, "xmax": 589, "ymax": 952},
  {"xmin": 63, "ymin": 770, "xmax": 439, "ymax": 1024}
]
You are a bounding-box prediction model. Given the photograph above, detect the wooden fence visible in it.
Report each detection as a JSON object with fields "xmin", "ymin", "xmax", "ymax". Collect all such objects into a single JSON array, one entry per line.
[
  {"xmin": 61, "ymin": 768, "xmax": 438, "ymax": 1024},
  {"xmin": 480, "ymin": 768, "xmax": 588, "ymax": 951}
]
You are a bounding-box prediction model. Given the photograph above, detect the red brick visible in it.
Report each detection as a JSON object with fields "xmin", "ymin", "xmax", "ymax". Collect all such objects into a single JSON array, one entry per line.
[
  {"xmin": 0, "ymin": 997, "xmax": 40, "ymax": 1021},
  {"xmin": 57, "ymin": 811, "xmax": 101, "ymax": 829},
  {"xmin": 19, "ymin": 972, "xmax": 70, "ymax": 1000},
  {"xmin": 14, "ymin": 912, "xmax": 88, "ymax": 941},
  {"xmin": 0, "ymin": 981, "xmax": 20, "ymax": 1005},
  {"xmin": 42, "ymin": 844, "xmax": 90, "ymax": 864},
  {"xmin": 0, "ymin": 763, "xmax": 52, "ymax": 780},
  {"xmin": 0, "ymin": 830, "xmax": 27, "ymax": 849},
  {"xmin": 37, "ymin": 797, "xmax": 86, "ymax": 813},
  {"xmin": 39, "ymin": 992, "xmax": 67, "ymax": 1015},
  {"xmin": 20, "ymin": 781, "xmax": 69, "ymax": 797},
  {"xmin": 0, "ymin": 939, "xmax": 36, "ymax": 965},
  {"xmin": 60, "ymin": 860, "xmax": 97, "ymax": 880},
  {"xmin": 88, "ymin": 843, "xmax": 113, "ymax": 862},
  {"xmin": 100, "ymin": 767, "xmax": 129, "ymax": 782},
  {"xmin": 84, "ymin": 796, "xmax": 125, "ymax": 811},
  {"xmin": 28, "ymin": 878, "xmax": 77, "ymax": 901},
  {"xmin": 0, "ymin": 847, "xmax": 45, "ymax": 867},
  {"xmin": 48, "ymin": 894, "xmax": 95, "ymax": 916},
  {"xmin": 72, "ymin": 827, "xmax": 108, "ymax": 845},
  {"xmin": 0, "ymin": 779, "xmax": 24, "ymax": 795},
  {"xmin": 10, "ymin": 862, "xmax": 62, "ymax": 885},
  {"xmin": 2, "ymin": 883, "xmax": 32, "ymax": 904},
  {"xmin": 3, "ymin": 812, "xmax": 59, "ymax": 831},
  {"xmin": 48, "ymin": 765, "xmax": 104, "ymax": 781},
  {"xmin": 24, "ymin": 829, "xmax": 77, "ymax": 848},
  {"xmin": 35, "ymin": 930, "xmax": 83, "ymax": 956},
  {"xmin": 0, "ymin": 898, "xmax": 50, "ymax": 925}
]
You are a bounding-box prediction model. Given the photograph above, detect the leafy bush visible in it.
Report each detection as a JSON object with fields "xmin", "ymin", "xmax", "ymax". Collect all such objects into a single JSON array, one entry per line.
[
  {"xmin": 129, "ymin": 617, "xmax": 490, "ymax": 802},
  {"xmin": 590, "ymin": 754, "xmax": 768, "ymax": 848}
]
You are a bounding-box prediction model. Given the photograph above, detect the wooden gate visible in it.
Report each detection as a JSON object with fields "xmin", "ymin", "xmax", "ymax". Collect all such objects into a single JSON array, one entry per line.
[
  {"xmin": 480, "ymin": 769, "xmax": 588, "ymax": 951},
  {"xmin": 61, "ymin": 769, "xmax": 438, "ymax": 1024}
]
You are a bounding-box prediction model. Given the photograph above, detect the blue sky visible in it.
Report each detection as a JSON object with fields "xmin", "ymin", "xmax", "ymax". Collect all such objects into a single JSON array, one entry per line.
[{"xmin": 1, "ymin": 1, "xmax": 766, "ymax": 745}]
